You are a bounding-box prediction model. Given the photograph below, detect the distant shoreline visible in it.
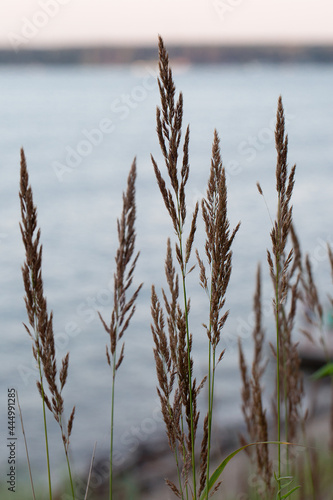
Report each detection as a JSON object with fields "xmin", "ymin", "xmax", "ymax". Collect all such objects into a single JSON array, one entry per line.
[{"xmin": 1, "ymin": 44, "xmax": 333, "ymax": 65}]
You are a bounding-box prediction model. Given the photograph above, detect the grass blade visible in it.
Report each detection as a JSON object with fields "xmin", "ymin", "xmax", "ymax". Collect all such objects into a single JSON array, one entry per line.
[
  {"xmin": 199, "ymin": 441, "xmax": 298, "ymax": 500},
  {"xmin": 312, "ymin": 362, "xmax": 333, "ymax": 380},
  {"xmin": 84, "ymin": 442, "xmax": 97, "ymax": 500}
]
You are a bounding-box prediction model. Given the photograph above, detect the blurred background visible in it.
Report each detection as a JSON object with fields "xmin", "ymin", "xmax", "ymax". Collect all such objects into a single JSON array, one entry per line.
[
  {"xmin": 1, "ymin": 0, "xmax": 333, "ymax": 47},
  {"xmin": 0, "ymin": 0, "xmax": 332, "ymax": 497}
]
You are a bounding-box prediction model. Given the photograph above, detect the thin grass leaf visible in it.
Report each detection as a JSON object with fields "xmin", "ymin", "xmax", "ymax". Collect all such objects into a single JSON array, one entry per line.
[
  {"xmin": 281, "ymin": 487, "xmax": 300, "ymax": 499},
  {"xmin": 199, "ymin": 441, "xmax": 298, "ymax": 500},
  {"xmin": 84, "ymin": 442, "xmax": 97, "ymax": 500},
  {"xmin": 312, "ymin": 362, "xmax": 333, "ymax": 380},
  {"xmin": 274, "ymin": 474, "xmax": 300, "ymax": 499}
]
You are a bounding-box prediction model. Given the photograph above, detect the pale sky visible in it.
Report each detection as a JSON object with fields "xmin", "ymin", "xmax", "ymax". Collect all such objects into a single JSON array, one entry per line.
[{"xmin": 1, "ymin": 0, "xmax": 333, "ymax": 49}]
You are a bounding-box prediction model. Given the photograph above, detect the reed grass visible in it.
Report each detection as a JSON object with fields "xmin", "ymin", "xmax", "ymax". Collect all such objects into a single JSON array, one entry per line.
[
  {"xmin": 197, "ymin": 129, "xmax": 240, "ymax": 499},
  {"xmin": 98, "ymin": 158, "xmax": 143, "ymax": 500},
  {"xmin": 292, "ymin": 228, "xmax": 333, "ymax": 451},
  {"xmin": 19, "ymin": 148, "xmax": 76, "ymax": 500},
  {"xmin": 151, "ymin": 35, "xmax": 200, "ymax": 498},
  {"xmin": 238, "ymin": 265, "xmax": 274, "ymax": 498},
  {"xmin": 262, "ymin": 96, "xmax": 299, "ymax": 498},
  {"xmin": 151, "ymin": 36, "xmax": 243, "ymax": 499},
  {"xmin": 14, "ymin": 35, "xmax": 333, "ymax": 500}
]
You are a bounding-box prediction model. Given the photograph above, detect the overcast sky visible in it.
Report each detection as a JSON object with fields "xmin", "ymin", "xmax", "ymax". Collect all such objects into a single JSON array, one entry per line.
[{"xmin": 1, "ymin": 0, "xmax": 333, "ymax": 49}]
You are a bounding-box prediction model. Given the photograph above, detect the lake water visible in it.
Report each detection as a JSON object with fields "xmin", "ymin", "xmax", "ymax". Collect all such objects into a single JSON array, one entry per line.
[{"xmin": 0, "ymin": 62, "xmax": 332, "ymax": 478}]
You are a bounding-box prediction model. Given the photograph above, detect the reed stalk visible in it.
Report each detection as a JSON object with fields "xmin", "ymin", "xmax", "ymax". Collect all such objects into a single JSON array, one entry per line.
[
  {"xmin": 265, "ymin": 96, "xmax": 296, "ymax": 497},
  {"xmin": 275, "ymin": 256, "xmax": 282, "ymax": 493},
  {"xmin": 151, "ymin": 249, "xmax": 187, "ymax": 499},
  {"xmin": 151, "ymin": 35, "xmax": 198, "ymax": 497},
  {"xmin": 151, "ymin": 37, "xmax": 240, "ymax": 499},
  {"xmin": 238, "ymin": 265, "xmax": 274, "ymax": 498},
  {"xmin": 196, "ymin": 130, "xmax": 240, "ymax": 498},
  {"xmin": 19, "ymin": 148, "xmax": 76, "ymax": 500},
  {"xmin": 293, "ymin": 227, "xmax": 333, "ymax": 452},
  {"xmin": 98, "ymin": 158, "xmax": 142, "ymax": 500}
]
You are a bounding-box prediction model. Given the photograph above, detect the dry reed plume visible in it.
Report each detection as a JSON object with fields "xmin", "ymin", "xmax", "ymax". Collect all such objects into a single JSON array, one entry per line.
[
  {"xmin": 151, "ymin": 36, "xmax": 239, "ymax": 499},
  {"xmin": 257, "ymin": 97, "xmax": 304, "ymax": 498},
  {"xmin": 151, "ymin": 35, "xmax": 201, "ymax": 498},
  {"xmin": 238, "ymin": 265, "xmax": 274, "ymax": 498},
  {"xmin": 99, "ymin": 158, "xmax": 142, "ymax": 371},
  {"xmin": 196, "ymin": 129, "xmax": 240, "ymax": 497},
  {"xmin": 99, "ymin": 158, "xmax": 143, "ymax": 500},
  {"xmin": 19, "ymin": 147, "xmax": 75, "ymax": 499},
  {"xmin": 291, "ymin": 224, "xmax": 333, "ymax": 451},
  {"xmin": 14, "ymin": 36, "xmax": 333, "ymax": 500}
]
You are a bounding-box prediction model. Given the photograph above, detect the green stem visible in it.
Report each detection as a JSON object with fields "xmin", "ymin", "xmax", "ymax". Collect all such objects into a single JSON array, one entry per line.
[
  {"xmin": 206, "ymin": 341, "xmax": 212, "ymax": 500},
  {"xmin": 57, "ymin": 411, "xmax": 75, "ymax": 499},
  {"xmin": 110, "ymin": 351, "xmax": 117, "ymax": 500},
  {"xmin": 65, "ymin": 447, "xmax": 75, "ymax": 500},
  {"xmin": 182, "ymin": 274, "xmax": 197, "ymax": 498},
  {"xmin": 34, "ymin": 330, "xmax": 52, "ymax": 499},
  {"xmin": 282, "ymin": 317, "xmax": 290, "ymax": 480},
  {"xmin": 301, "ymin": 420, "xmax": 316, "ymax": 500},
  {"xmin": 206, "ymin": 342, "xmax": 216, "ymax": 500},
  {"xmin": 276, "ymin": 195, "xmax": 281, "ymax": 500},
  {"xmin": 275, "ymin": 288, "xmax": 281, "ymax": 499},
  {"xmin": 206, "ymin": 271, "xmax": 216, "ymax": 499},
  {"xmin": 176, "ymin": 198, "xmax": 196, "ymax": 497},
  {"xmin": 38, "ymin": 363, "xmax": 52, "ymax": 500},
  {"xmin": 180, "ymin": 413, "xmax": 189, "ymax": 500},
  {"xmin": 31, "ymin": 272, "xmax": 52, "ymax": 500},
  {"xmin": 165, "ymin": 375, "xmax": 185, "ymax": 499}
]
